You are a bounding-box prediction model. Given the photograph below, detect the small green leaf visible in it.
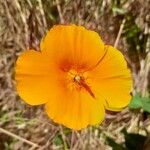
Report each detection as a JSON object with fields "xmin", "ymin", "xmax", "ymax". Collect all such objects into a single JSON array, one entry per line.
[
  {"xmin": 128, "ymin": 94, "xmax": 142, "ymax": 109},
  {"xmin": 141, "ymin": 97, "xmax": 150, "ymax": 113},
  {"xmin": 53, "ymin": 134, "xmax": 63, "ymax": 146}
]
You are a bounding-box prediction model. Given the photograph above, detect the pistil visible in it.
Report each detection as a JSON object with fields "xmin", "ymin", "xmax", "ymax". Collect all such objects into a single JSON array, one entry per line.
[{"xmin": 74, "ymin": 74, "xmax": 95, "ymax": 98}]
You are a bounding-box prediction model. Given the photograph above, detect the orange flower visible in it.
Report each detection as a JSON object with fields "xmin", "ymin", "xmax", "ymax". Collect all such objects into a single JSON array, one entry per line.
[{"xmin": 15, "ymin": 25, "xmax": 132, "ymax": 130}]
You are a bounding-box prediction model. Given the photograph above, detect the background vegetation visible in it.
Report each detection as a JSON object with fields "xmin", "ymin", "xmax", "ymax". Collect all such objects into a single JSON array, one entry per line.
[{"xmin": 0, "ymin": 0, "xmax": 150, "ymax": 149}]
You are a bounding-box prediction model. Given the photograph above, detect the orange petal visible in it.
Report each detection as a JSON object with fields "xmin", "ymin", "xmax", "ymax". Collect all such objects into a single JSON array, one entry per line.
[
  {"xmin": 40, "ymin": 25, "xmax": 105, "ymax": 72},
  {"xmin": 89, "ymin": 45, "xmax": 132, "ymax": 111},
  {"xmin": 15, "ymin": 50, "xmax": 65, "ymax": 105},
  {"xmin": 45, "ymin": 88, "xmax": 105, "ymax": 130}
]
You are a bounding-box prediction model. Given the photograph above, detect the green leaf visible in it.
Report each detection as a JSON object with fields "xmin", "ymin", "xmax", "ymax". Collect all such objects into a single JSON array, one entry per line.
[
  {"xmin": 126, "ymin": 25, "xmax": 141, "ymax": 38},
  {"xmin": 129, "ymin": 94, "xmax": 150, "ymax": 113},
  {"xmin": 53, "ymin": 134, "xmax": 63, "ymax": 146},
  {"xmin": 141, "ymin": 97, "xmax": 150, "ymax": 113},
  {"xmin": 106, "ymin": 137, "xmax": 127, "ymax": 150},
  {"xmin": 128, "ymin": 94, "xmax": 142, "ymax": 109}
]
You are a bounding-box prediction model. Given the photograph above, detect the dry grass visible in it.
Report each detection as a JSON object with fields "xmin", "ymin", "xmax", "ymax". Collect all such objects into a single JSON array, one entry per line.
[{"xmin": 0, "ymin": 0, "xmax": 150, "ymax": 149}]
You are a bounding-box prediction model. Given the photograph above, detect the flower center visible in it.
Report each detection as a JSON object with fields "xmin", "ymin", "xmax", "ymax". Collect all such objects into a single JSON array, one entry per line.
[{"xmin": 67, "ymin": 70, "xmax": 95, "ymax": 98}]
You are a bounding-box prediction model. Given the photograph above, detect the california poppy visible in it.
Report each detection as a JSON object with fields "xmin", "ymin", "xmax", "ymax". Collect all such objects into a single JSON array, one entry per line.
[{"xmin": 15, "ymin": 25, "xmax": 132, "ymax": 130}]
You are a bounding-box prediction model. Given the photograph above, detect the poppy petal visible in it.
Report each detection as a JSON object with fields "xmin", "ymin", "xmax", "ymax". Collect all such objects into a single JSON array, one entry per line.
[
  {"xmin": 45, "ymin": 88, "xmax": 105, "ymax": 130},
  {"xmin": 40, "ymin": 25, "xmax": 105, "ymax": 72},
  {"xmin": 89, "ymin": 45, "xmax": 132, "ymax": 111},
  {"xmin": 15, "ymin": 50, "xmax": 64, "ymax": 105}
]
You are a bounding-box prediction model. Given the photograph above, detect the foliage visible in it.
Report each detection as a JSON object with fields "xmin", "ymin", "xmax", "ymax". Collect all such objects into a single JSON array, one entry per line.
[{"xmin": 129, "ymin": 94, "xmax": 150, "ymax": 113}]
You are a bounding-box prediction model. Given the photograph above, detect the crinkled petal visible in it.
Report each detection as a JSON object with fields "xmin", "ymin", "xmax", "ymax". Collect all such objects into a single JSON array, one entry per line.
[
  {"xmin": 45, "ymin": 88, "xmax": 105, "ymax": 130},
  {"xmin": 15, "ymin": 50, "xmax": 65, "ymax": 105},
  {"xmin": 89, "ymin": 45, "xmax": 132, "ymax": 111},
  {"xmin": 40, "ymin": 25, "xmax": 105, "ymax": 72}
]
